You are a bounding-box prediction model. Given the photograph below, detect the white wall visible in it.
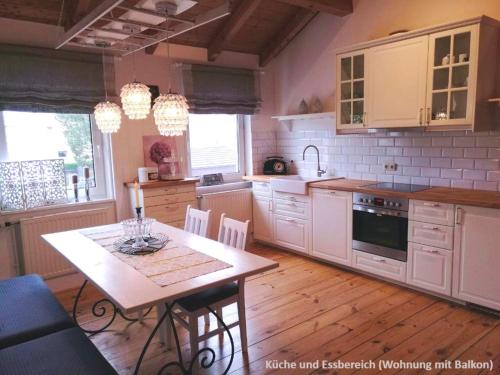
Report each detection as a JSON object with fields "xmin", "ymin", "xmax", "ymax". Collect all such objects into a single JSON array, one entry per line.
[{"xmin": 261, "ymin": 0, "xmax": 500, "ymax": 190}]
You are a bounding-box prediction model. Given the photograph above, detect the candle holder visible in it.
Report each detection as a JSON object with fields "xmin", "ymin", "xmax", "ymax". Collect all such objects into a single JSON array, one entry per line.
[
  {"xmin": 121, "ymin": 208, "xmax": 155, "ymax": 252},
  {"xmin": 85, "ymin": 178, "xmax": 91, "ymax": 201}
]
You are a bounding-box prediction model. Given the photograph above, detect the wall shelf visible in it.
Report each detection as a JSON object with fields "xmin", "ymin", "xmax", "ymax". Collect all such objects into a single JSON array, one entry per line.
[
  {"xmin": 488, "ymin": 98, "xmax": 500, "ymax": 106},
  {"xmin": 272, "ymin": 112, "xmax": 336, "ymax": 131}
]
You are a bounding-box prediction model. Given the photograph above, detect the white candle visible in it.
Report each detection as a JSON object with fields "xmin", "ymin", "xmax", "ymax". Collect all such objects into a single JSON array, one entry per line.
[
  {"xmin": 134, "ymin": 181, "xmax": 140, "ymax": 208},
  {"xmin": 83, "ymin": 167, "xmax": 90, "ymax": 179}
]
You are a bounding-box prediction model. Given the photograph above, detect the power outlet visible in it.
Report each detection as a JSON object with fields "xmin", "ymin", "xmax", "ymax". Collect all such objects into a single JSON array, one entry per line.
[{"xmin": 384, "ymin": 162, "xmax": 398, "ymax": 171}]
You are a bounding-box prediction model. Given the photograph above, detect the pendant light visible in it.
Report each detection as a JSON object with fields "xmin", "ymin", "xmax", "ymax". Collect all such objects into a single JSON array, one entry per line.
[
  {"xmin": 120, "ymin": 52, "xmax": 151, "ymax": 120},
  {"xmin": 153, "ymin": 21, "xmax": 189, "ymax": 137},
  {"xmin": 94, "ymin": 51, "xmax": 122, "ymax": 133}
]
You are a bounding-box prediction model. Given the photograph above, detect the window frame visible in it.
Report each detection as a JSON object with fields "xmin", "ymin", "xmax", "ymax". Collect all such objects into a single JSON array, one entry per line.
[
  {"xmin": 0, "ymin": 111, "xmax": 113, "ymax": 209},
  {"xmin": 186, "ymin": 114, "xmax": 246, "ymax": 182}
]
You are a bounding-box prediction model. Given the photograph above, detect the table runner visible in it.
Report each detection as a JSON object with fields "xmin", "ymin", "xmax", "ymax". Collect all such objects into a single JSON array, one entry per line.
[{"xmin": 81, "ymin": 228, "xmax": 232, "ymax": 287}]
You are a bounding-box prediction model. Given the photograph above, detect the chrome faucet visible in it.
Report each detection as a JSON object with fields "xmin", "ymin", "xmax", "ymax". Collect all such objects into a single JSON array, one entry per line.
[{"xmin": 302, "ymin": 144, "xmax": 326, "ymax": 177}]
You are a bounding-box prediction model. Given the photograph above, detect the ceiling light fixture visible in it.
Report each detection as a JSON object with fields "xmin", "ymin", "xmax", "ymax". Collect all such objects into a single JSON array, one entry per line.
[
  {"xmin": 153, "ymin": 20, "xmax": 189, "ymax": 137},
  {"xmin": 120, "ymin": 52, "xmax": 151, "ymax": 120},
  {"xmin": 94, "ymin": 46, "xmax": 122, "ymax": 133}
]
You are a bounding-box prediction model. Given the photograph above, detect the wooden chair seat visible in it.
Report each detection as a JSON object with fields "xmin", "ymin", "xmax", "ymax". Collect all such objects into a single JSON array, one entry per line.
[{"xmin": 175, "ymin": 283, "xmax": 238, "ymax": 312}]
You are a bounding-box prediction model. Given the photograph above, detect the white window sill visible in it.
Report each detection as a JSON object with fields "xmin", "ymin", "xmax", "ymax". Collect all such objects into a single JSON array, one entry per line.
[{"xmin": 196, "ymin": 181, "xmax": 252, "ymax": 195}]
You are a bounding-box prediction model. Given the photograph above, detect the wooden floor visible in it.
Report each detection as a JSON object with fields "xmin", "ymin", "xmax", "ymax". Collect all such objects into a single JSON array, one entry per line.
[{"xmin": 55, "ymin": 243, "xmax": 500, "ymax": 374}]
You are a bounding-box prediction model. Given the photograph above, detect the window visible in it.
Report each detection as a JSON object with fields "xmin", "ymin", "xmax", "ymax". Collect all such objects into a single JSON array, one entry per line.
[
  {"xmin": 0, "ymin": 110, "xmax": 111, "ymax": 209},
  {"xmin": 187, "ymin": 114, "xmax": 244, "ymax": 179}
]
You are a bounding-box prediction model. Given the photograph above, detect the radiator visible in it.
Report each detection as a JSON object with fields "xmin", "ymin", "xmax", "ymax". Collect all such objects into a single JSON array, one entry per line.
[
  {"xmin": 20, "ymin": 208, "xmax": 112, "ymax": 279},
  {"xmin": 199, "ymin": 188, "xmax": 252, "ymax": 240}
]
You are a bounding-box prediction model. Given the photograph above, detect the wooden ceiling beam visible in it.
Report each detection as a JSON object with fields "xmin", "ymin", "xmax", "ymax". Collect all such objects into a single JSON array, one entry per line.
[
  {"xmin": 259, "ymin": 8, "xmax": 317, "ymax": 67},
  {"xmin": 207, "ymin": 0, "xmax": 264, "ymax": 61},
  {"xmin": 275, "ymin": 0, "xmax": 352, "ymax": 16}
]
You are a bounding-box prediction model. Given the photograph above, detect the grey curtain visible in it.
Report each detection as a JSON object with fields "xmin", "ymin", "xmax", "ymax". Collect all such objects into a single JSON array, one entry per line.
[
  {"xmin": 180, "ymin": 64, "xmax": 261, "ymax": 115},
  {"xmin": 0, "ymin": 44, "xmax": 114, "ymax": 114}
]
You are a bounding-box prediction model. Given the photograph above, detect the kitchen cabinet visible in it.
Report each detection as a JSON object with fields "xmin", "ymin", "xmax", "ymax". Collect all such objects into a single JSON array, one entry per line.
[
  {"xmin": 336, "ymin": 50, "xmax": 367, "ymax": 130},
  {"xmin": 352, "ymin": 250, "xmax": 407, "ymax": 282},
  {"xmin": 408, "ymin": 221, "xmax": 454, "ymax": 250},
  {"xmin": 252, "ymin": 194, "xmax": 273, "ymax": 243},
  {"xmin": 274, "ymin": 214, "xmax": 310, "ymax": 255},
  {"xmin": 409, "ymin": 200, "xmax": 455, "ymax": 226},
  {"xmin": 453, "ymin": 205, "xmax": 500, "ymax": 310},
  {"xmin": 311, "ymin": 189, "xmax": 352, "ymax": 265},
  {"xmin": 367, "ymin": 36, "xmax": 428, "ymax": 128},
  {"xmin": 335, "ymin": 16, "xmax": 499, "ymax": 133},
  {"xmin": 407, "ymin": 243, "xmax": 452, "ymax": 296}
]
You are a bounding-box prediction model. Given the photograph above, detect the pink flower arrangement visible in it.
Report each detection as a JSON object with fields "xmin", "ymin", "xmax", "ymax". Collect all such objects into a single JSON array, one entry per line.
[{"xmin": 149, "ymin": 142, "xmax": 171, "ymax": 165}]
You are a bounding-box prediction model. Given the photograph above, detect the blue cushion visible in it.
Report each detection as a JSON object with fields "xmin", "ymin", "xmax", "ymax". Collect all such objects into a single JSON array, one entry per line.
[
  {"xmin": 0, "ymin": 327, "xmax": 117, "ymax": 374},
  {"xmin": 176, "ymin": 282, "xmax": 239, "ymax": 312},
  {"xmin": 0, "ymin": 274, "xmax": 74, "ymax": 349}
]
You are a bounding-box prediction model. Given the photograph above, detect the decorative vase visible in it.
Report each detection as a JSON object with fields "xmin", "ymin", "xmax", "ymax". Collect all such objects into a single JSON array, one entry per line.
[
  {"xmin": 310, "ymin": 96, "xmax": 323, "ymax": 113},
  {"xmin": 298, "ymin": 99, "xmax": 309, "ymax": 114}
]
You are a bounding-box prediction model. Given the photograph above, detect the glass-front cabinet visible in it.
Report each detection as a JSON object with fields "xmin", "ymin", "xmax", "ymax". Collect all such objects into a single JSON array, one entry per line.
[
  {"xmin": 426, "ymin": 25, "xmax": 478, "ymax": 126},
  {"xmin": 336, "ymin": 51, "xmax": 366, "ymax": 129}
]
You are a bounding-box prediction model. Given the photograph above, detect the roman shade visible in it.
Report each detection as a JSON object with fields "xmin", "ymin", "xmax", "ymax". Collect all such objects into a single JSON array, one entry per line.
[
  {"xmin": 0, "ymin": 44, "xmax": 115, "ymax": 114},
  {"xmin": 180, "ymin": 64, "xmax": 261, "ymax": 115}
]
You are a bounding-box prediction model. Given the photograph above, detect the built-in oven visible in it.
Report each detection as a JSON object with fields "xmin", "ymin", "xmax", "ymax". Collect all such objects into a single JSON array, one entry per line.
[{"xmin": 352, "ymin": 192, "xmax": 408, "ymax": 262}]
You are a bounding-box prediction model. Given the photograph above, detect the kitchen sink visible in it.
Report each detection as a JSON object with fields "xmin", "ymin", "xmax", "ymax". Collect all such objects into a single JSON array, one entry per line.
[{"xmin": 270, "ymin": 175, "xmax": 344, "ymax": 195}]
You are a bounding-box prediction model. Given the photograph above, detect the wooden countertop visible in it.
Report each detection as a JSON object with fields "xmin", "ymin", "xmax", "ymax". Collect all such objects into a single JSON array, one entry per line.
[
  {"xmin": 124, "ymin": 178, "xmax": 199, "ymax": 189},
  {"xmin": 310, "ymin": 180, "xmax": 500, "ymax": 209},
  {"xmin": 243, "ymin": 175, "xmax": 500, "ymax": 209}
]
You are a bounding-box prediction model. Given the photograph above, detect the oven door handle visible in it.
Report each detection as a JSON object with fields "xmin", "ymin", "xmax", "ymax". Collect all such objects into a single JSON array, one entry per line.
[{"xmin": 353, "ymin": 205, "xmax": 408, "ymax": 218}]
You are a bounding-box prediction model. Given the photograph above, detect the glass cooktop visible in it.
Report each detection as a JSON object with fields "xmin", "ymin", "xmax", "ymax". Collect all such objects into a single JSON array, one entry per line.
[{"xmin": 365, "ymin": 182, "xmax": 430, "ymax": 193}]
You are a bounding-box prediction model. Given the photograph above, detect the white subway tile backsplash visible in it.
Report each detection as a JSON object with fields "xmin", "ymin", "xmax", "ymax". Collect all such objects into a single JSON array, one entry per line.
[
  {"xmin": 266, "ymin": 126, "xmax": 500, "ymax": 191},
  {"xmin": 452, "ymin": 159, "xmax": 474, "ymax": 169},
  {"xmin": 441, "ymin": 168, "xmax": 463, "ymax": 179},
  {"xmin": 463, "ymin": 169, "xmax": 487, "ymax": 180}
]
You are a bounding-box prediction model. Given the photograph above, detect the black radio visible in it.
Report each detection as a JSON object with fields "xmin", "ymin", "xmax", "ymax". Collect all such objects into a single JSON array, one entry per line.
[{"xmin": 263, "ymin": 156, "xmax": 287, "ymax": 175}]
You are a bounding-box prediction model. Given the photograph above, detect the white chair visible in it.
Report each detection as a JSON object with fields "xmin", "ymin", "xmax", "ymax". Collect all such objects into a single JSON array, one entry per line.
[
  {"xmin": 184, "ymin": 205, "xmax": 211, "ymax": 238},
  {"xmin": 169, "ymin": 214, "xmax": 250, "ymax": 369}
]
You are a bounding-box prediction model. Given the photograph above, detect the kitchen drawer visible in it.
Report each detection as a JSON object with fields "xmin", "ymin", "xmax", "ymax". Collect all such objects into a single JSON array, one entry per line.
[
  {"xmin": 143, "ymin": 184, "xmax": 195, "ymax": 198},
  {"xmin": 407, "ymin": 242, "xmax": 452, "ymax": 296},
  {"xmin": 252, "ymin": 182, "xmax": 272, "ymax": 197},
  {"xmin": 273, "ymin": 191, "xmax": 310, "ymax": 204},
  {"xmin": 146, "ymin": 201, "xmax": 196, "ymax": 223},
  {"xmin": 352, "ymin": 250, "xmax": 406, "ymax": 282},
  {"xmin": 273, "ymin": 199, "xmax": 310, "ymax": 219},
  {"xmin": 408, "ymin": 220, "xmax": 454, "ymax": 250},
  {"xmin": 273, "ymin": 214, "xmax": 310, "ymax": 255},
  {"xmin": 409, "ymin": 200, "xmax": 454, "ymax": 226},
  {"xmin": 144, "ymin": 192, "xmax": 196, "ymax": 207}
]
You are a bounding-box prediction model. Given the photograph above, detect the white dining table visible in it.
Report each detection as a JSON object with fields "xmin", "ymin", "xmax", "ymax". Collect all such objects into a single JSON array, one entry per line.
[{"xmin": 43, "ymin": 221, "xmax": 279, "ymax": 374}]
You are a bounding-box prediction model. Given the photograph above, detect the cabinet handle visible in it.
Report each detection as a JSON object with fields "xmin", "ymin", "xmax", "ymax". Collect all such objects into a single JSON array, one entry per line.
[
  {"xmin": 373, "ymin": 257, "xmax": 386, "ymax": 263},
  {"xmin": 422, "ymin": 246, "xmax": 439, "ymax": 254},
  {"xmin": 329, "ymin": 191, "xmax": 336, "ymax": 195},
  {"xmin": 456, "ymin": 207, "xmax": 463, "ymax": 225},
  {"xmin": 423, "ymin": 225, "xmax": 441, "ymax": 231},
  {"xmin": 423, "ymin": 202, "xmax": 440, "ymax": 207},
  {"xmin": 285, "ymin": 218, "xmax": 296, "ymax": 223},
  {"xmin": 419, "ymin": 108, "xmax": 423, "ymax": 125},
  {"xmin": 268, "ymin": 200, "xmax": 273, "ymax": 212},
  {"xmin": 426, "ymin": 108, "xmax": 431, "ymax": 125}
]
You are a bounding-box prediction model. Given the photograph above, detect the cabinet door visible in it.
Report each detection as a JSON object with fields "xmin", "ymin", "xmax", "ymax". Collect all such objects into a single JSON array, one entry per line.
[
  {"xmin": 274, "ymin": 214, "xmax": 310, "ymax": 255},
  {"xmin": 336, "ymin": 51, "xmax": 367, "ymax": 130},
  {"xmin": 425, "ymin": 25, "xmax": 478, "ymax": 127},
  {"xmin": 407, "ymin": 242, "xmax": 452, "ymax": 296},
  {"xmin": 252, "ymin": 195, "xmax": 273, "ymax": 243},
  {"xmin": 453, "ymin": 205, "xmax": 500, "ymax": 310},
  {"xmin": 311, "ymin": 189, "xmax": 352, "ymax": 265},
  {"xmin": 367, "ymin": 36, "xmax": 428, "ymax": 128}
]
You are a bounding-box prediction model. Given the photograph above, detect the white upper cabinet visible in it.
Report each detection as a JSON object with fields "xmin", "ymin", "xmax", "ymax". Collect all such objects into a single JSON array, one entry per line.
[
  {"xmin": 367, "ymin": 36, "xmax": 428, "ymax": 128},
  {"xmin": 335, "ymin": 16, "xmax": 499, "ymax": 133},
  {"xmin": 425, "ymin": 25, "xmax": 478, "ymax": 127},
  {"xmin": 336, "ymin": 50, "xmax": 367, "ymax": 130}
]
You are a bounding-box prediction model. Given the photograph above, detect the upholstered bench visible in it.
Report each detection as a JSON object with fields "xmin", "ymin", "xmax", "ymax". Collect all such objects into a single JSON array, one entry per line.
[
  {"xmin": 0, "ymin": 274, "xmax": 74, "ymax": 349},
  {"xmin": 0, "ymin": 327, "xmax": 117, "ymax": 375}
]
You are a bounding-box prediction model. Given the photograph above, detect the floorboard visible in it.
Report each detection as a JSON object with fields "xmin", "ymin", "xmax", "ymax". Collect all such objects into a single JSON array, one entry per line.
[{"xmin": 55, "ymin": 243, "xmax": 500, "ymax": 375}]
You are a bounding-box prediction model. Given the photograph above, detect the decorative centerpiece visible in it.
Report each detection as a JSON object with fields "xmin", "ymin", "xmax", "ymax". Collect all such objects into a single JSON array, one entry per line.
[{"xmin": 114, "ymin": 183, "xmax": 168, "ymax": 255}]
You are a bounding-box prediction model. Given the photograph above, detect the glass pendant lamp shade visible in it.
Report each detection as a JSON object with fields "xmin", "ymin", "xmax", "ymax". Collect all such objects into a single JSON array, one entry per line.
[
  {"xmin": 94, "ymin": 101, "xmax": 122, "ymax": 133},
  {"xmin": 153, "ymin": 92, "xmax": 189, "ymax": 136},
  {"xmin": 120, "ymin": 82, "xmax": 152, "ymax": 119}
]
